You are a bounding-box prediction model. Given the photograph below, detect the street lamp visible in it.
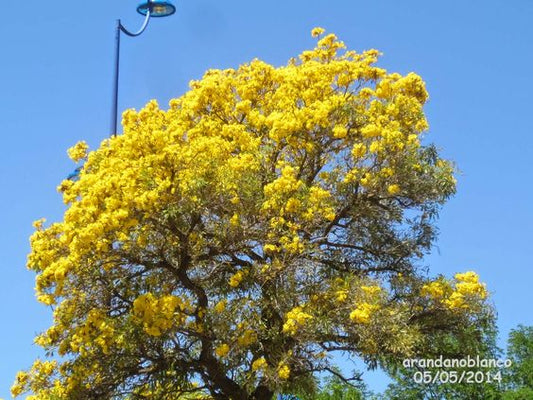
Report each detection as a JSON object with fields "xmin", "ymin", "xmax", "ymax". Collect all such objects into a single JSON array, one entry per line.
[
  {"xmin": 111, "ymin": 0, "xmax": 176, "ymax": 136},
  {"xmin": 137, "ymin": 1, "xmax": 176, "ymax": 17}
]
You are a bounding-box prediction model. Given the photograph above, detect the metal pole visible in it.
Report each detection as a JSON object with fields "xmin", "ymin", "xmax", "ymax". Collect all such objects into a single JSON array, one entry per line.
[
  {"xmin": 111, "ymin": 19, "xmax": 121, "ymax": 137},
  {"xmin": 110, "ymin": 10, "xmax": 151, "ymax": 137}
]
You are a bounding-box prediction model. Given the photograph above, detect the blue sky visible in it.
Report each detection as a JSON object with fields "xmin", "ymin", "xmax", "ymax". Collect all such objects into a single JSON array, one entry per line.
[{"xmin": 1, "ymin": 0, "xmax": 532, "ymax": 397}]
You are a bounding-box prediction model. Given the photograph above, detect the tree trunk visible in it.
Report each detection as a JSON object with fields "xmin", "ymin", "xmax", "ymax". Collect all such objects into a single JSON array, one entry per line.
[{"xmin": 250, "ymin": 385, "xmax": 274, "ymax": 400}]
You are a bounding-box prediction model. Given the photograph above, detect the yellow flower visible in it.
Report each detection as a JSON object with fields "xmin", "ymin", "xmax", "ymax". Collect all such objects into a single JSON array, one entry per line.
[
  {"xmin": 229, "ymin": 213, "xmax": 240, "ymax": 226},
  {"xmin": 263, "ymin": 243, "xmax": 279, "ymax": 254},
  {"xmin": 380, "ymin": 167, "xmax": 393, "ymax": 178},
  {"xmin": 445, "ymin": 292, "xmax": 467, "ymax": 309},
  {"xmin": 360, "ymin": 174, "xmax": 372, "ymax": 187},
  {"xmin": 369, "ymin": 141, "xmax": 382, "ymax": 153},
  {"xmin": 332, "ymin": 125, "xmax": 348, "ymax": 138},
  {"xmin": 252, "ymin": 357, "xmax": 267, "ymax": 371},
  {"xmin": 336, "ymin": 290, "xmax": 348, "ymax": 302},
  {"xmin": 311, "ymin": 27, "xmax": 325, "ymax": 38},
  {"xmin": 277, "ymin": 363, "xmax": 291, "ymax": 380},
  {"xmin": 361, "ymin": 124, "xmax": 381, "ymax": 138},
  {"xmin": 11, "ymin": 371, "xmax": 29, "ymax": 397},
  {"xmin": 229, "ymin": 271, "xmax": 244, "ymax": 287},
  {"xmin": 285, "ymin": 198, "xmax": 301, "ymax": 213},
  {"xmin": 407, "ymin": 134, "xmax": 419, "ymax": 146},
  {"xmin": 351, "ymin": 143, "xmax": 366, "ymax": 159},
  {"xmin": 454, "ymin": 271, "xmax": 479, "ymax": 283},
  {"xmin": 421, "ymin": 281, "xmax": 446, "ymax": 299},
  {"xmin": 132, "ymin": 293, "xmax": 183, "ymax": 336},
  {"xmin": 283, "ymin": 306, "xmax": 313, "ymax": 335},
  {"xmin": 215, "ymin": 343, "xmax": 230, "ymax": 358},
  {"xmin": 350, "ymin": 303, "xmax": 377, "ymax": 324},
  {"xmin": 32, "ymin": 218, "xmax": 46, "ymax": 230},
  {"xmin": 237, "ymin": 329, "xmax": 257, "ymax": 347},
  {"xmin": 361, "ymin": 285, "xmax": 381, "ymax": 296},
  {"xmin": 387, "ymin": 184, "xmax": 400, "ymax": 195},
  {"xmin": 456, "ymin": 281, "xmax": 487, "ymax": 298},
  {"xmin": 67, "ymin": 141, "xmax": 88, "ymax": 162},
  {"xmin": 214, "ymin": 300, "xmax": 226, "ymax": 313},
  {"xmin": 452, "ymin": 271, "xmax": 487, "ymax": 299}
]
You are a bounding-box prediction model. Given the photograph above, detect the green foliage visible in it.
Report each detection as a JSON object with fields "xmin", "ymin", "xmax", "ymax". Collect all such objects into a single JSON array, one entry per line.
[
  {"xmin": 270, "ymin": 325, "xmax": 533, "ymax": 400},
  {"xmin": 501, "ymin": 325, "xmax": 533, "ymax": 398},
  {"xmin": 381, "ymin": 325, "xmax": 533, "ymax": 400},
  {"xmin": 501, "ymin": 387, "xmax": 533, "ymax": 400},
  {"xmin": 295, "ymin": 373, "xmax": 366, "ymax": 400}
]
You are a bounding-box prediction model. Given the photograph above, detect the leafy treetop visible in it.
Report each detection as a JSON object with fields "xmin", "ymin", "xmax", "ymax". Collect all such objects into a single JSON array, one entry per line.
[{"xmin": 14, "ymin": 28, "xmax": 491, "ymax": 400}]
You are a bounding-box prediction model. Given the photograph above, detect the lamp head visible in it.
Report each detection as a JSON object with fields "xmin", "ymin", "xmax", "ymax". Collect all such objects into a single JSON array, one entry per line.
[{"xmin": 137, "ymin": 1, "xmax": 176, "ymax": 17}]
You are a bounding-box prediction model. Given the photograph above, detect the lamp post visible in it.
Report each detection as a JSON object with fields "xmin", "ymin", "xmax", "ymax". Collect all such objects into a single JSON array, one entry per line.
[{"xmin": 111, "ymin": 0, "xmax": 176, "ymax": 136}]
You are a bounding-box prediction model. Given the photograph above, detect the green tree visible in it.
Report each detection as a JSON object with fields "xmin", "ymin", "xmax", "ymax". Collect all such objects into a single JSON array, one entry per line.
[
  {"xmin": 298, "ymin": 373, "xmax": 366, "ymax": 400},
  {"xmin": 382, "ymin": 324, "xmax": 502, "ymax": 400},
  {"xmin": 14, "ymin": 28, "xmax": 492, "ymax": 400},
  {"xmin": 382, "ymin": 325, "xmax": 533, "ymax": 400},
  {"xmin": 501, "ymin": 325, "xmax": 533, "ymax": 399}
]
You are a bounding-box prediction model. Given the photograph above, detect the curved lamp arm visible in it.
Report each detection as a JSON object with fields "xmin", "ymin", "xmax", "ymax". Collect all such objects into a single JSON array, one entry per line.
[{"xmin": 119, "ymin": 8, "xmax": 151, "ymax": 37}]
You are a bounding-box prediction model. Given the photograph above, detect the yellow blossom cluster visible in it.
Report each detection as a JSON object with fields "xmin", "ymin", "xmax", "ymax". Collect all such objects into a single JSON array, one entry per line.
[
  {"xmin": 277, "ymin": 362, "xmax": 291, "ymax": 380},
  {"xmin": 11, "ymin": 360, "xmax": 58, "ymax": 398},
  {"xmin": 229, "ymin": 270, "xmax": 246, "ymax": 287},
  {"xmin": 132, "ymin": 293, "xmax": 187, "ymax": 336},
  {"xmin": 282, "ymin": 306, "xmax": 313, "ymax": 335},
  {"xmin": 215, "ymin": 343, "xmax": 230, "ymax": 358},
  {"xmin": 69, "ymin": 309, "xmax": 115, "ymax": 355},
  {"xmin": 387, "ymin": 184, "xmax": 401, "ymax": 195},
  {"xmin": 26, "ymin": 25, "xmax": 450, "ymax": 311},
  {"xmin": 66, "ymin": 141, "xmax": 88, "ymax": 163},
  {"xmin": 252, "ymin": 357, "xmax": 267, "ymax": 371},
  {"xmin": 420, "ymin": 280, "xmax": 447, "ymax": 299},
  {"xmin": 350, "ymin": 303, "xmax": 379, "ymax": 324},
  {"xmin": 214, "ymin": 299, "xmax": 227, "ymax": 313},
  {"xmin": 421, "ymin": 271, "xmax": 487, "ymax": 310},
  {"xmin": 237, "ymin": 329, "xmax": 258, "ymax": 347},
  {"xmin": 446, "ymin": 271, "xmax": 488, "ymax": 309}
]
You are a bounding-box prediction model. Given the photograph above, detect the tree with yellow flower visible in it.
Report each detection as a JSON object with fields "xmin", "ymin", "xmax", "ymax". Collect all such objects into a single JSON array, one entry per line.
[{"xmin": 14, "ymin": 28, "xmax": 493, "ymax": 400}]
